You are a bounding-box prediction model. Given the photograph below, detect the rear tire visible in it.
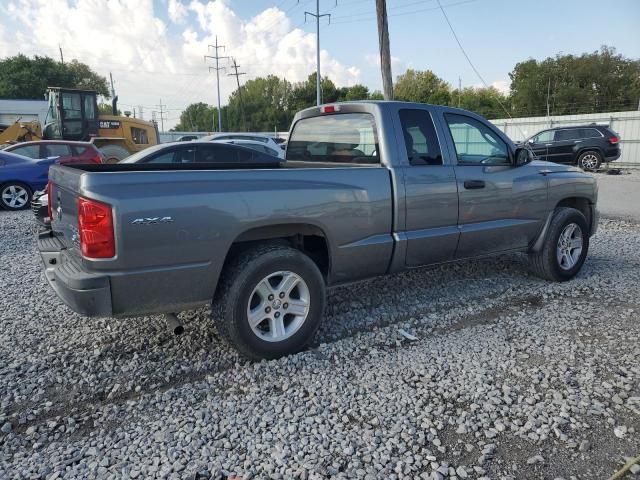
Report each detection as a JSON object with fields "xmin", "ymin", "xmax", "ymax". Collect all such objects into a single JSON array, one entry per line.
[
  {"xmin": 578, "ymin": 150, "xmax": 601, "ymax": 171},
  {"xmin": 214, "ymin": 243, "xmax": 326, "ymax": 360},
  {"xmin": 1, "ymin": 182, "xmax": 32, "ymax": 210},
  {"xmin": 99, "ymin": 145, "xmax": 130, "ymax": 164},
  {"xmin": 528, "ymin": 207, "xmax": 589, "ymax": 282}
]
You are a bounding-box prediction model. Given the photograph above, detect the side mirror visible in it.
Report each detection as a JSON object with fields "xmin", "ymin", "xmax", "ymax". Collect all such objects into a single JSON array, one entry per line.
[
  {"xmin": 514, "ymin": 147, "xmax": 532, "ymax": 166},
  {"xmin": 527, "ymin": 138, "xmax": 534, "ymax": 144}
]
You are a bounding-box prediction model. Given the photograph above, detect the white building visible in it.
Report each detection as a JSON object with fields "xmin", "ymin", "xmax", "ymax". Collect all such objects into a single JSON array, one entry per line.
[{"xmin": 0, "ymin": 99, "xmax": 49, "ymax": 127}]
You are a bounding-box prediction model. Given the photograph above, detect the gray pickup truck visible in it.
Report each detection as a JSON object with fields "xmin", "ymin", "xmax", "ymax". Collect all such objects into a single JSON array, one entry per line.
[{"xmin": 39, "ymin": 102, "xmax": 598, "ymax": 359}]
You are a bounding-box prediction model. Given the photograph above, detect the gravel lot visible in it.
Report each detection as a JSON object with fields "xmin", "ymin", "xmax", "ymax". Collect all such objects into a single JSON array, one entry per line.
[{"xmin": 1, "ymin": 206, "xmax": 639, "ymax": 479}]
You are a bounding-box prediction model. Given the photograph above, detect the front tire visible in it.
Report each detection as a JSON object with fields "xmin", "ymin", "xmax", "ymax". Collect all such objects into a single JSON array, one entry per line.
[
  {"xmin": 528, "ymin": 207, "xmax": 589, "ymax": 281},
  {"xmin": 1, "ymin": 182, "xmax": 32, "ymax": 210},
  {"xmin": 578, "ymin": 150, "xmax": 601, "ymax": 171},
  {"xmin": 214, "ymin": 243, "xmax": 326, "ymax": 360}
]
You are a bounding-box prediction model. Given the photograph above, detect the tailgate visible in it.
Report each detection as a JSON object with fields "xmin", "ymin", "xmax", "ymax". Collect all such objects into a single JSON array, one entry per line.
[{"xmin": 48, "ymin": 165, "xmax": 85, "ymax": 253}]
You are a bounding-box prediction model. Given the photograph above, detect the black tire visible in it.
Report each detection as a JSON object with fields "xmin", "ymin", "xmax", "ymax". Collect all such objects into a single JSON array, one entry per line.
[
  {"xmin": 0, "ymin": 182, "xmax": 32, "ymax": 210},
  {"xmin": 214, "ymin": 243, "xmax": 326, "ymax": 360},
  {"xmin": 528, "ymin": 207, "xmax": 589, "ymax": 282},
  {"xmin": 577, "ymin": 150, "xmax": 602, "ymax": 171},
  {"xmin": 99, "ymin": 145, "xmax": 130, "ymax": 164}
]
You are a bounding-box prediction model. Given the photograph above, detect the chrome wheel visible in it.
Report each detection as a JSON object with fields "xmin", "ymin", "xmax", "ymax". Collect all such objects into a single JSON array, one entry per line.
[
  {"xmin": 247, "ymin": 271, "xmax": 310, "ymax": 342},
  {"xmin": 580, "ymin": 154, "xmax": 599, "ymax": 171},
  {"xmin": 556, "ymin": 223, "xmax": 583, "ymax": 270},
  {"xmin": 1, "ymin": 184, "xmax": 29, "ymax": 209}
]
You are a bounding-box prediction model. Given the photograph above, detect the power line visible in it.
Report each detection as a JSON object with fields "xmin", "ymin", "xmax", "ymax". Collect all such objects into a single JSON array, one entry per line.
[
  {"xmin": 228, "ymin": 57, "xmax": 247, "ymax": 131},
  {"xmin": 205, "ymin": 36, "xmax": 229, "ymax": 132},
  {"xmin": 330, "ymin": 0, "xmax": 478, "ymax": 24},
  {"xmin": 304, "ymin": 1, "xmax": 334, "ymax": 105},
  {"xmin": 155, "ymin": 99, "xmax": 167, "ymax": 132}
]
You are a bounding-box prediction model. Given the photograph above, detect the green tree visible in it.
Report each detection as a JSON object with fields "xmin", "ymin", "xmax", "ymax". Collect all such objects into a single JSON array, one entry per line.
[
  {"xmin": 370, "ymin": 90, "xmax": 384, "ymax": 100},
  {"xmin": 173, "ymin": 102, "xmax": 217, "ymax": 131},
  {"xmin": 449, "ymin": 86, "xmax": 510, "ymax": 119},
  {"xmin": 0, "ymin": 54, "xmax": 110, "ymax": 99},
  {"xmin": 337, "ymin": 84, "xmax": 370, "ymax": 101},
  {"xmin": 509, "ymin": 46, "xmax": 640, "ymax": 116},
  {"xmin": 394, "ymin": 69, "xmax": 451, "ymax": 105},
  {"xmin": 226, "ymin": 75, "xmax": 292, "ymax": 132},
  {"xmin": 289, "ymin": 73, "xmax": 340, "ymax": 113}
]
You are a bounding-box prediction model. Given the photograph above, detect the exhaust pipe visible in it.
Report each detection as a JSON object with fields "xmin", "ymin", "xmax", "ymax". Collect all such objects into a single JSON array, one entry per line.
[{"xmin": 165, "ymin": 313, "xmax": 184, "ymax": 336}]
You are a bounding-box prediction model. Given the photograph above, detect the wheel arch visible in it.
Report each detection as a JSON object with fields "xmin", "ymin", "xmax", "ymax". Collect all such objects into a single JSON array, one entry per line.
[
  {"xmin": 220, "ymin": 222, "xmax": 332, "ymax": 284},
  {"xmin": 530, "ymin": 197, "xmax": 595, "ymax": 252},
  {"xmin": 575, "ymin": 147, "xmax": 604, "ymax": 164}
]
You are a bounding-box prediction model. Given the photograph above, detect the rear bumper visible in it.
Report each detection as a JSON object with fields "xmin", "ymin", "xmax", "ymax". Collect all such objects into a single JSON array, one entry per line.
[
  {"xmin": 38, "ymin": 232, "xmax": 112, "ymax": 316},
  {"xmin": 604, "ymin": 149, "xmax": 621, "ymax": 162}
]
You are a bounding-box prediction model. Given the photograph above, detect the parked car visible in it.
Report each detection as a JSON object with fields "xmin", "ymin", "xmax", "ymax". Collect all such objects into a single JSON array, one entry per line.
[
  {"xmin": 4, "ymin": 140, "xmax": 105, "ymax": 165},
  {"xmin": 214, "ymin": 139, "xmax": 284, "ymax": 159},
  {"xmin": 175, "ymin": 135, "xmax": 199, "ymax": 142},
  {"xmin": 0, "ymin": 151, "xmax": 58, "ymax": 210},
  {"xmin": 201, "ymin": 132, "xmax": 283, "ymax": 152},
  {"xmin": 521, "ymin": 124, "xmax": 620, "ymax": 171},
  {"xmin": 119, "ymin": 140, "xmax": 282, "ymax": 166},
  {"xmin": 39, "ymin": 102, "xmax": 598, "ymax": 360},
  {"xmin": 31, "ymin": 189, "xmax": 49, "ymax": 226}
]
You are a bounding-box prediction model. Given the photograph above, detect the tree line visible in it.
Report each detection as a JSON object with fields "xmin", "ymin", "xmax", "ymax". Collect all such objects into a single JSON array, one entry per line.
[
  {"xmin": 1, "ymin": 46, "xmax": 638, "ymax": 133},
  {"xmin": 174, "ymin": 46, "xmax": 640, "ymax": 132}
]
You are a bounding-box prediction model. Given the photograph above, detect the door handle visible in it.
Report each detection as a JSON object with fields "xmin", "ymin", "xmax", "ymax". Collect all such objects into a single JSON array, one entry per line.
[
  {"xmin": 464, "ymin": 180, "xmax": 485, "ymax": 189},
  {"xmin": 545, "ymin": 143, "xmax": 553, "ymax": 146}
]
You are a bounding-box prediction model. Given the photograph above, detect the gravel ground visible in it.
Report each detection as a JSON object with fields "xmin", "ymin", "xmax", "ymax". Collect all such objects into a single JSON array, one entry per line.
[
  {"xmin": 595, "ymin": 169, "xmax": 640, "ymax": 222},
  {"xmin": 1, "ymin": 210, "xmax": 639, "ymax": 480}
]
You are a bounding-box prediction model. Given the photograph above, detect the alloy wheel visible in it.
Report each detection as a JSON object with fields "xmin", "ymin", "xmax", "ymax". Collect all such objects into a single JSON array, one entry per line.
[
  {"xmin": 1, "ymin": 185, "xmax": 29, "ymax": 209},
  {"xmin": 247, "ymin": 271, "xmax": 310, "ymax": 342},
  {"xmin": 556, "ymin": 223, "xmax": 583, "ymax": 270}
]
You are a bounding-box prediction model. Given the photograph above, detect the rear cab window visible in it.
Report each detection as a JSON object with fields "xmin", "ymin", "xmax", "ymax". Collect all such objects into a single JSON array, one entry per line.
[
  {"xmin": 399, "ymin": 109, "xmax": 442, "ymax": 165},
  {"xmin": 286, "ymin": 113, "xmax": 379, "ymax": 164}
]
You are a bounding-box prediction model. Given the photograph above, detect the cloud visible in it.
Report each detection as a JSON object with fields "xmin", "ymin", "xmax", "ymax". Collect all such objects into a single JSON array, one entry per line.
[
  {"xmin": 168, "ymin": 0, "xmax": 188, "ymax": 24},
  {"xmin": 1, "ymin": 0, "xmax": 361, "ymax": 129},
  {"xmin": 364, "ymin": 53, "xmax": 402, "ymax": 69},
  {"xmin": 490, "ymin": 79, "xmax": 510, "ymax": 95}
]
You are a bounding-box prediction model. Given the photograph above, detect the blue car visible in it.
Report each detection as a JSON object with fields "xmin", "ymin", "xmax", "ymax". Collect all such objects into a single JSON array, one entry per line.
[{"xmin": 0, "ymin": 150, "xmax": 57, "ymax": 211}]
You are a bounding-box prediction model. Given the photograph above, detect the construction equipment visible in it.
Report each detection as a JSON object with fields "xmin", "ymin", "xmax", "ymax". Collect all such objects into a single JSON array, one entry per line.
[{"xmin": 0, "ymin": 87, "xmax": 159, "ymax": 162}]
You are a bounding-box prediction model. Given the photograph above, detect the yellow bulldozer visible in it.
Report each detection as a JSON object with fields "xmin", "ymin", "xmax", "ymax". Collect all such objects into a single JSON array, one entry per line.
[{"xmin": 0, "ymin": 87, "xmax": 159, "ymax": 162}]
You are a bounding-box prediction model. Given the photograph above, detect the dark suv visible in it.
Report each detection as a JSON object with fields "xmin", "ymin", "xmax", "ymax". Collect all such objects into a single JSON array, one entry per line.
[{"xmin": 523, "ymin": 124, "xmax": 620, "ymax": 171}]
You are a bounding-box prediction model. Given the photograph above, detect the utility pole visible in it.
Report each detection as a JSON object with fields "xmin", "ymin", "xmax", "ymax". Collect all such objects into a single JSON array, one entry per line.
[
  {"xmin": 156, "ymin": 99, "xmax": 167, "ymax": 132},
  {"xmin": 138, "ymin": 105, "xmax": 144, "ymax": 121},
  {"xmin": 458, "ymin": 76, "xmax": 462, "ymax": 107},
  {"xmin": 205, "ymin": 36, "xmax": 229, "ymax": 132},
  {"xmin": 228, "ymin": 58, "xmax": 247, "ymax": 132},
  {"xmin": 59, "ymin": 45, "xmax": 64, "ymax": 65},
  {"xmin": 546, "ymin": 78, "xmax": 551, "ymax": 117},
  {"xmin": 376, "ymin": 0, "xmax": 393, "ymax": 100},
  {"xmin": 305, "ymin": 1, "xmax": 332, "ymax": 105}
]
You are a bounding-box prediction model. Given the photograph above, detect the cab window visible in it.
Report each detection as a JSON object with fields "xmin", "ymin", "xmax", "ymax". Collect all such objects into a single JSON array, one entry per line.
[
  {"xmin": 286, "ymin": 113, "xmax": 379, "ymax": 164},
  {"xmin": 444, "ymin": 113, "xmax": 509, "ymax": 166},
  {"xmin": 9, "ymin": 145, "xmax": 41, "ymax": 159},
  {"xmin": 399, "ymin": 109, "xmax": 442, "ymax": 165}
]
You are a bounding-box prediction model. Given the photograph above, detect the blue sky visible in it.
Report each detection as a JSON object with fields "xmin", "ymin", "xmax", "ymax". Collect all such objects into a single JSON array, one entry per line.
[
  {"xmin": 161, "ymin": 0, "xmax": 640, "ymax": 92},
  {"xmin": 2, "ymin": 0, "xmax": 638, "ymax": 128}
]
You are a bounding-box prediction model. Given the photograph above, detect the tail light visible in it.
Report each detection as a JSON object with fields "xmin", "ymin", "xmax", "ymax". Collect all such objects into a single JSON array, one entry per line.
[
  {"xmin": 90, "ymin": 154, "xmax": 104, "ymax": 164},
  {"xmin": 78, "ymin": 197, "xmax": 115, "ymax": 258},
  {"xmin": 47, "ymin": 182, "xmax": 53, "ymax": 220},
  {"xmin": 608, "ymin": 136, "xmax": 620, "ymax": 145}
]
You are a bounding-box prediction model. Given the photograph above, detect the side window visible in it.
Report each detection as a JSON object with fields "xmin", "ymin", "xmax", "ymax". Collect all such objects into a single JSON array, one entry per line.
[
  {"xmin": 444, "ymin": 113, "xmax": 509, "ymax": 166},
  {"xmin": 61, "ymin": 93, "xmax": 82, "ymax": 120},
  {"xmin": 175, "ymin": 147, "xmax": 195, "ymax": 163},
  {"xmin": 46, "ymin": 144, "xmax": 72, "ymax": 157},
  {"xmin": 131, "ymin": 127, "xmax": 149, "ymax": 145},
  {"xmin": 532, "ymin": 130, "xmax": 554, "ymax": 143},
  {"xmin": 554, "ymin": 129, "xmax": 581, "ymax": 141},
  {"xmin": 10, "ymin": 145, "xmax": 41, "ymax": 158},
  {"xmin": 83, "ymin": 95, "xmax": 96, "ymax": 120},
  {"xmin": 286, "ymin": 113, "xmax": 379, "ymax": 164},
  {"xmin": 399, "ymin": 109, "xmax": 442, "ymax": 165},
  {"xmin": 145, "ymin": 151, "xmax": 177, "ymax": 164},
  {"xmin": 196, "ymin": 145, "xmax": 241, "ymax": 163},
  {"xmin": 580, "ymin": 128, "xmax": 602, "ymax": 139}
]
